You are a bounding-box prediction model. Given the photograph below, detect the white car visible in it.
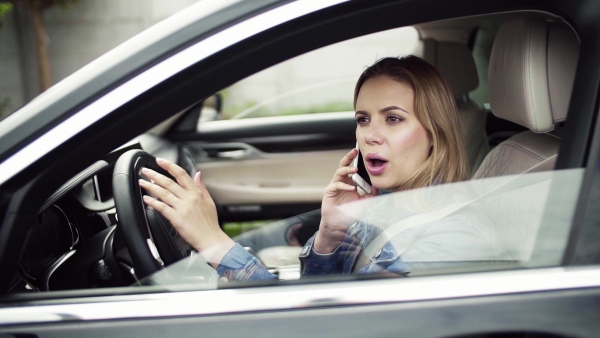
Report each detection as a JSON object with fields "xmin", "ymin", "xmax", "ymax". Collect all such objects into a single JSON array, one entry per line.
[{"xmin": 1, "ymin": 0, "xmax": 599, "ymax": 336}]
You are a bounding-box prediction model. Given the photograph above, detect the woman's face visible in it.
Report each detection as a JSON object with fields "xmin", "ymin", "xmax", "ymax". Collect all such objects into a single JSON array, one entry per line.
[{"xmin": 355, "ymin": 75, "xmax": 432, "ymax": 192}]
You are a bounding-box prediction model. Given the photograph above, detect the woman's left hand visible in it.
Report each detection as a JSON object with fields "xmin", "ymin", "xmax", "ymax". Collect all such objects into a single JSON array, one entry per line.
[{"xmin": 138, "ymin": 158, "xmax": 234, "ymax": 257}]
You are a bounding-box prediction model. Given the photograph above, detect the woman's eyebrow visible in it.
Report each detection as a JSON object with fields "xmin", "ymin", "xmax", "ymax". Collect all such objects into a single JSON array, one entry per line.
[
  {"xmin": 381, "ymin": 106, "xmax": 409, "ymax": 114},
  {"xmin": 355, "ymin": 106, "xmax": 409, "ymax": 116}
]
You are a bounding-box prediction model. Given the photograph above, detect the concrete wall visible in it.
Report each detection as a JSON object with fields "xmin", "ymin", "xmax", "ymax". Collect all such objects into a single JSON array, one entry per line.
[
  {"xmin": 0, "ymin": 1, "xmax": 420, "ymax": 119},
  {"xmin": 0, "ymin": 0, "xmax": 198, "ymax": 117},
  {"xmin": 0, "ymin": 6, "xmax": 26, "ymax": 116}
]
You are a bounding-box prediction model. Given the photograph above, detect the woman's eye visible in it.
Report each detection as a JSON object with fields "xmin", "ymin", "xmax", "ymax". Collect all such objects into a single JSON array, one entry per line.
[
  {"xmin": 355, "ymin": 116, "xmax": 369, "ymax": 124},
  {"xmin": 387, "ymin": 115, "xmax": 403, "ymax": 123}
]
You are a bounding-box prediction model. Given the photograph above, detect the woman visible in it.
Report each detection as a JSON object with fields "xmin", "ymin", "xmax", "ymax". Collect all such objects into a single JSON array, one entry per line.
[{"xmin": 140, "ymin": 56, "xmax": 503, "ymax": 281}]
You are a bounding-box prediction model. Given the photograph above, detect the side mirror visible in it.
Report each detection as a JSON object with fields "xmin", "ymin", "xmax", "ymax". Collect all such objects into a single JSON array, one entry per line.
[
  {"xmin": 169, "ymin": 93, "xmax": 223, "ymax": 134},
  {"xmin": 199, "ymin": 93, "xmax": 222, "ymax": 122}
]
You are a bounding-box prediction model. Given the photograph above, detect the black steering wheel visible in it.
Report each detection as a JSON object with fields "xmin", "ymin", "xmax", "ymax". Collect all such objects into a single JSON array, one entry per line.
[{"xmin": 112, "ymin": 149, "xmax": 192, "ymax": 280}]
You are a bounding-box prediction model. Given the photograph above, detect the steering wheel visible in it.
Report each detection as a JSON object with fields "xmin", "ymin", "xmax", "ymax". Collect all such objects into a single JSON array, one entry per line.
[{"xmin": 112, "ymin": 149, "xmax": 192, "ymax": 280}]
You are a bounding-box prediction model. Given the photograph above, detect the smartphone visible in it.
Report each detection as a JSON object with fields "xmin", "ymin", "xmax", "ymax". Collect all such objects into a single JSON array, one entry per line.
[{"xmin": 351, "ymin": 142, "xmax": 372, "ymax": 194}]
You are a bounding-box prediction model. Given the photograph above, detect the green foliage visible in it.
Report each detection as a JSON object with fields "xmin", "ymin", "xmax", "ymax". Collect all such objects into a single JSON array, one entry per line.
[
  {"xmin": 222, "ymin": 100, "xmax": 258, "ymax": 119},
  {"xmin": 5, "ymin": 0, "xmax": 78, "ymax": 11},
  {"xmin": 223, "ymin": 220, "xmax": 276, "ymax": 237},
  {"xmin": 30, "ymin": 0, "xmax": 78, "ymax": 10},
  {"xmin": 0, "ymin": 2, "xmax": 13, "ymax": 28},
  {"xmin": 0, "ymin": 0, "xmax": 79, "ymax": 28},
  {"xmin": 276, "ymin": 101, "xmax": 354, "ymax": 117},
  {"xmin": 226, "ymin": 100, "xmax": 354, "ymax": 120}
]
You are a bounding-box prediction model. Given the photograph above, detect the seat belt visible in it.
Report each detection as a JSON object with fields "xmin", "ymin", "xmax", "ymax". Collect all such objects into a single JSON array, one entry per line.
[{"xmin": 354, "ymin": 156, "xmax": 557, "ymax": 271}]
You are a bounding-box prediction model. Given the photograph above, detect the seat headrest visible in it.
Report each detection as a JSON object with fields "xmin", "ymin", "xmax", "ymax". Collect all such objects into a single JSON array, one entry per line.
[
  {"xmin": 489, "ymin": 17, "xmax": 579, "ymax": 133},
  {"xmin": 422, "ymin": 39, "xmax": 479, "ymax": 98}
]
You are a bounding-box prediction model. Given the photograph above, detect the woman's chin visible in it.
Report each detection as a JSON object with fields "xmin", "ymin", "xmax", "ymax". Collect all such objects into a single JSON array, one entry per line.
[{"xmin": 371, "ymin": 181, "xmax": 394, "ymax": 192}]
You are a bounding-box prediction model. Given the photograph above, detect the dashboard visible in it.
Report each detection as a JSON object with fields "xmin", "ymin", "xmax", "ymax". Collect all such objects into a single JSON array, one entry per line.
[{"xmin": 14, "ymin": 134, "xmax": 189, "ymax": 292}]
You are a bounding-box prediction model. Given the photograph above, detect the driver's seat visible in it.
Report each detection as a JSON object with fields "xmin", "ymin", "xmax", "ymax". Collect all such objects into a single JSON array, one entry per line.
[{"xmin": 474, "ymin": 17, "xmax": 579, "ymax": 179}]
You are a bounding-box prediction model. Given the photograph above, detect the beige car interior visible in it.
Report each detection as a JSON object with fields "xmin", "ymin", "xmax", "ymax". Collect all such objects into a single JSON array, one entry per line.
[
  {"xmin": 471, "ymin": 17, "xmax": 580, "ymax": 263},
  {"xmin": 198, "ymin": 148, "xmax": 344, "ymax": 205},
  {"xmin": 199, "ymin": 36, "xmax": 492, "ymax": 207},
  {"xmin": 422, "ymin": 38, "xmax": 490, "ymax": 174},
  {"xmin": 474, "ymin": 17, "xmax": 579, "ymax": 179}
]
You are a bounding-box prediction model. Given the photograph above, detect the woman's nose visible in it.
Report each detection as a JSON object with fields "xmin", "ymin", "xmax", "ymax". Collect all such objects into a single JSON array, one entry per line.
[{"xmin": 365, "ymin": 125, "xmax": 383, "ymax": 145}]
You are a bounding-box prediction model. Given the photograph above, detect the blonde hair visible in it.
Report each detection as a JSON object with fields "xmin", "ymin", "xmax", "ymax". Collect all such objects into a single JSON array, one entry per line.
[{"xmin": 354, "ymin": 56, "xmax": 470, "ymax": 191}]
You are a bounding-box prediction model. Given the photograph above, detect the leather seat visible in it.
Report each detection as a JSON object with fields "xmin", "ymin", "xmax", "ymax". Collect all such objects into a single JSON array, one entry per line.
[
  {"xmin": 473, "ymin": 17, "xmax": 579, "ymax": 179},
  {"xmin": 423, "ymin": 39, "xmax": 490, "ymax": 175}
]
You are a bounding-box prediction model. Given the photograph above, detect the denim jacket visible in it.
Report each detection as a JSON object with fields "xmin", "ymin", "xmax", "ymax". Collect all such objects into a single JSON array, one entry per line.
[
  {"xmin": 300, "ymin": 194, "xmax": 507, "ymax": 276},
  {"xmin": 216, "ymin": 195, "xmax": 506, "ymax": 281},
  {"xmin": 215, "ymin": 244, "xmax": 278, "ymax": 281}
]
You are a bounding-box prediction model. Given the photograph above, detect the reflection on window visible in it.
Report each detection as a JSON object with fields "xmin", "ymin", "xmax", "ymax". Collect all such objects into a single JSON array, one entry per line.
[{"xmin": 145, "ymin": 169, "xmax": 582, "ymax": 288}]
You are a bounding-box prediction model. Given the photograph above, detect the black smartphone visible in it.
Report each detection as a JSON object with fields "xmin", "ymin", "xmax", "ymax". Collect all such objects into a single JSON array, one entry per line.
[{"xmin": 351, "ymin": 142, "xmax": 372, "ymax": 194}]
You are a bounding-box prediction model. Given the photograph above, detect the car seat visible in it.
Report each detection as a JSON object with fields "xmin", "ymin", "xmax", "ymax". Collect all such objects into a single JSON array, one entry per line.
[
  {"xmin": 422, "ymin": 38, "xmax": 490, "ymax": 175},
  {"xmin": 473, "ymin": 17, "xmax": 579, "ymax": 179},
  {"xmin": 471, "ymin": 17, "xmax": 580, "ymax": 262}
]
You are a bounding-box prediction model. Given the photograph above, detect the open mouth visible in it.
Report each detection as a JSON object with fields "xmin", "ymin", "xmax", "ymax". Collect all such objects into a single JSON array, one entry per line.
[
  {"xmin": 369, "ymin": 158, "xmax": 388, "ymax": 168},
  {"xmin": 365, "ymin": 154, "xmax": 388, "ymax": 175}
]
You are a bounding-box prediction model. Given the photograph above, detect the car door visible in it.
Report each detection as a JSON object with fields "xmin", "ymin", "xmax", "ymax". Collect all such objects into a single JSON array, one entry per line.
[{"xmin": 1, "ymin": 0, "xmax": 600, "ymax": 337}]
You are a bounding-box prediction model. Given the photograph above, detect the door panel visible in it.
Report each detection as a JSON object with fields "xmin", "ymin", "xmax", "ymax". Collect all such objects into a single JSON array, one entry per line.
[
  {"xmin": 198, "ymin": 148, "xmax": 346, "ymax": 205},
  {"xmin": 176, "ymin": 112, "xmax": 356, "ymax": 222}
]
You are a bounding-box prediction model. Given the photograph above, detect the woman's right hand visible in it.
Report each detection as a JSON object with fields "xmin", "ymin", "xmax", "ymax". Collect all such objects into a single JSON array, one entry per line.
[
  {"xmin": 313, "ymin": 148, "xmax": 377, "ymax": 254},
  {"xmin": 139, "ymin": 158, "xmax": 235, "ymax": 267}
]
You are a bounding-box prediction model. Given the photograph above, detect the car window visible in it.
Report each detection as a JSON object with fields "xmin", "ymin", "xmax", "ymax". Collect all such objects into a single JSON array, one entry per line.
[
  {"xmin": 170, "ymin": 15, "xmax": 579, "ymax": 288},
  {"xmin": 469, "ymin": 21, "xmax": 501, "ymax": 108},
  {"xmin": 199, "ymin": 26, "xmax": 420, "ymax": 122},
  {"xmin": 147, "ymin": 14, "xmax": 578, "ymax": 289},
  {"xmin": 4, "ymin": 7, "xmax": 587, "ymax": 298},
  {"xmin": 139, "ymin": 168, "xmax": 583, "ymax": 286},
  {"xmin": 3, "ymin": 0, "xmax": 600, "ymax": 334}
]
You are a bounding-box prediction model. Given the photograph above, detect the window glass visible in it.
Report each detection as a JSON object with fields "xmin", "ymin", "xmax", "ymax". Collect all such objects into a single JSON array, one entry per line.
[
  {"xmin": 202, "ymin": 27, "xmax": 419, "ymax": 121},
  {"xmin": 9, "ymin": 13, "xmax": 585, "ymax": 296},
  {"xmin": 469, "ymin": 21, "xmax": 501, "ymax": 107},
  {"xmin": 141, "ymin": 169, "xmax": 583, "ymax": 287}
]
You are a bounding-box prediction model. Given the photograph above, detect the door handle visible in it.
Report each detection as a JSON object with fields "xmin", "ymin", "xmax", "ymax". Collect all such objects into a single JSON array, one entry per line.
[
  {"xmin": 196, "ymin": 142, "xmax": 260, "ymax": 160},
  {"xmin": 216, "ymin": 149, "xmax": 250, "ymax": 159}
]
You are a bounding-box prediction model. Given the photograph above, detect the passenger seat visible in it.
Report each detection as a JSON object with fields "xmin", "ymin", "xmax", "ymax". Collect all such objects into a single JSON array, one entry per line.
[
  {"xmin": 473, "ymin": 17, "xmax": 579, "ymax": 179},
  {"xmin": 423, "ymin": 39, "xmax": 490, "ymax": 175}
]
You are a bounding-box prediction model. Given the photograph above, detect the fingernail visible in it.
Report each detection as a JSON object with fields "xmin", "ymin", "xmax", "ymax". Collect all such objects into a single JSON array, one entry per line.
[
  {"xmin": 138, "ymin": 179, "xmax": 146, "ymax": 185},
  {"xmin": 142, "ymin": 167, "xmax": 151, "ymax": 174},
  {"xmin": 143, "ymin": 195, "xmax": 151, "ymax": 201},
  {"xmin": 156, "ymin": 158, "xmax": 167, "ymax": 164}
]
